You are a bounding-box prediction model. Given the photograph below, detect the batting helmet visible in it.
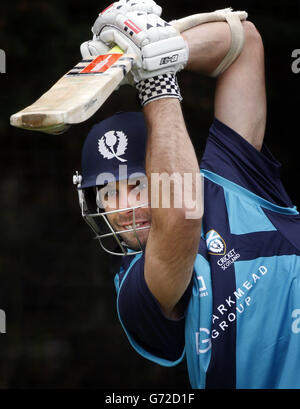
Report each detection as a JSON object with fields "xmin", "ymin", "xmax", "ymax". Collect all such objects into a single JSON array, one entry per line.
[{"xmin": 73, "ymin": 112, "xmax": 150, "ymax": 256}]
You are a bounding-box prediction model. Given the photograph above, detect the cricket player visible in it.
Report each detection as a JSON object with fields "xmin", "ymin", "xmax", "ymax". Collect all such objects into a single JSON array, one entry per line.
[{"xmin": 73, "ymin": 0, "xmax": 300, "ymax": 388}]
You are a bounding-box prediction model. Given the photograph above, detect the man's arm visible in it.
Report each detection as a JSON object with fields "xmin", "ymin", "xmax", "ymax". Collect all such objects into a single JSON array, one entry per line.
[
  {"xmin": 143, "ymin": 98, "xmax": 202, "ymax": 319},
  {"xmin": 142, "ymin": 17, "xmax": 267, "ymax": 320},
  {"xmin": 182, "ymin": 21, "xmax": 266, "ymax": 151}
]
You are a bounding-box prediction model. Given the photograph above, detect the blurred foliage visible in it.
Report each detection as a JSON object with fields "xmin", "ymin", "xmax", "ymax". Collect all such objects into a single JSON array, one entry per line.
[{"xmin": 0, "ymin": 0, "xmax": 299, "ymax": 389}]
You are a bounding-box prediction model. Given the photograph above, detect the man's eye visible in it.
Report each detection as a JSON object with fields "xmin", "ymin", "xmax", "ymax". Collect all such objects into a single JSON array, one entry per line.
[
  {"xmin": 137, "ymin": 182, "xmax": 147, "ymax": 191},
  {"xmin": 104, "ymin": 190, "xmax": 117, "ymax": 200}
]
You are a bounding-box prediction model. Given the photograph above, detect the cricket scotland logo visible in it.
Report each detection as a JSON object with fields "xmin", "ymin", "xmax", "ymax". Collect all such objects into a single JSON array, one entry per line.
[
  {"xmin": 98, "ymin": 130, "xmax": 128, "ymax": 163},
  {"xmin": 205, "ymin": 229, "xmax": 226, "ymax": 255}
]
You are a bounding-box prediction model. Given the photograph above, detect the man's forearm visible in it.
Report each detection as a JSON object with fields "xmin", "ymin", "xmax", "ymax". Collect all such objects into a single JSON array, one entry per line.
[
  {"xmin": 182, "ymin": 21, "xmax": 231, "ymax": 76},
  {"xmin": 182, "ymin": 20, "xmax": 266, "ymax": 149},
  {"xmin": 143, "ymin": 22, "xmax": 232, "ymax": 215},
  {"xmin": 144, "ymin": 99, "xmax": 199, "ymax": 175},
  {"xmin": 144, "ymin": 98, "xmax": 200, "ymax": 224},
  {"xmin": 143, "ymin": 97, "xmax": 202, "ymax": 317}
]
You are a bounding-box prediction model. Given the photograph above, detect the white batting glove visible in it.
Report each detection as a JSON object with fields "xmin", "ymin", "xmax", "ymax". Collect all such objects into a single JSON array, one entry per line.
[
  {"xmin": 80, "ymin": 39, "xmax": 109, "ymax": 58},
  {"xmin": 97, "ymin": 0, "xmax": 162, "ymax": 17},
  {"xmin": 92, "ymin": 10, "xmax": 188, "ymax": 79},
  {"xmin": 92, "ymin": 9, "xmax": 188, "ymax": 105},
  {"xmin": 80, "ymin": 0, "xmax": 162, "ymax": 89}
]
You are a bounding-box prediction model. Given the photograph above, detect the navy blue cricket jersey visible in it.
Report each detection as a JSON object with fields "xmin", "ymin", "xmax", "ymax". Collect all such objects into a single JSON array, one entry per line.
[{"xmin": 114, "ymin": 118, "xmax": 300, "ymax": 389}]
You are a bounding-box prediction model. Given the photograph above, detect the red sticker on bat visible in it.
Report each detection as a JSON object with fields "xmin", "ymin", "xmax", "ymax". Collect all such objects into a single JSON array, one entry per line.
[
  {"xmin": 124, "ymin": 19, "xmax": 141, "ymax": 34},
  {"xmin": 81, "ymin": 53, "xmax": 122, "ymax": 74}
]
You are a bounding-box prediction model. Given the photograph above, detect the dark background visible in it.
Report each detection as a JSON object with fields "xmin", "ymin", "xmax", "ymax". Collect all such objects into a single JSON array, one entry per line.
[{"xmin": 0, "ymin": 0, "xmax": 299, "ymax": 389}]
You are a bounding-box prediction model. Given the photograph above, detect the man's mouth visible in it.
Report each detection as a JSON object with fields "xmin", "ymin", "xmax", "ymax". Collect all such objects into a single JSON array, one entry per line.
[{"xmin": 119, "ymin": 221, "xmax": 150, "ymax": 231}]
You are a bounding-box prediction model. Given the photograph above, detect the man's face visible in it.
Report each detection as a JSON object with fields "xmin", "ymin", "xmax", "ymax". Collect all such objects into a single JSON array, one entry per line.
[{"xmin": 97, "ymin": 177, "xmax": 151, "ymax": 250}]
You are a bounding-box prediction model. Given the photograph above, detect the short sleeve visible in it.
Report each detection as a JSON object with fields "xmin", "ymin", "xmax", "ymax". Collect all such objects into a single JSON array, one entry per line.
[{"xmin": 114, "ymin": 253, "xmax": 191, "ymax": 366}]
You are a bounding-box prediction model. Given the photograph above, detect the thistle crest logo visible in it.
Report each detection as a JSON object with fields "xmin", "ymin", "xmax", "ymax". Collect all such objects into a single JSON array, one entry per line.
[
  {"xmin": 205, "ymin": 230, "xmax": 226, "ymax": 255},
  {"xmin": 98, "ymin": 130, "xmax": 128, "ymax": 162}
]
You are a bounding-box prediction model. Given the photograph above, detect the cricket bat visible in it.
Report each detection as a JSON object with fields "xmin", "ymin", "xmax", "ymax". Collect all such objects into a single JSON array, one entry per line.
[
  {"xmin": 10, "ymin": 45, "xmax": 135, "ymax": 134},
  {"xmin": 10, "ymin": 13, "xmax": 219, "ymax": 135}
]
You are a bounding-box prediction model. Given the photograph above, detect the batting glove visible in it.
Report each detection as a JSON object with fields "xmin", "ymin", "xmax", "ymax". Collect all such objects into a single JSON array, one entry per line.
[
  {"xmin": 95, "ymin": 11, "xmax": 187, "ymax": 68},
  {"xmin": 80, "ymin": 39, "xmax": 135, "ymax": 88},
  {"xmin": 80, "ymin": 0, "xmax": 162, "ymax": 89},
  {"xmin": 98, "ymin": 0, "xmax": 162, "ymax": 17}
]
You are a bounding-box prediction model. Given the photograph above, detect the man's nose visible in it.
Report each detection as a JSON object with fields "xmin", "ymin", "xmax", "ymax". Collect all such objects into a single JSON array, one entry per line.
[
  {"xmin": 119, "ymin": 182, "xmax": 143, "ymax": 209},
  {"xmin": 118, "ymin": 184, "xmax": 132, "ymax": 209}
]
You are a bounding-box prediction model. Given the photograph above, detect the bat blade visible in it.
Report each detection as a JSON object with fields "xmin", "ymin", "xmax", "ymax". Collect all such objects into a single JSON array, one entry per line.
[{"xmin": 10, "ymin": 47, "xmax": 135, "ymax": 134}]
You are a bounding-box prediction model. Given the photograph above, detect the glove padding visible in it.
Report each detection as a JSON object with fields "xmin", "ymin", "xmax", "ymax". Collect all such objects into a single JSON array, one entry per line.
[
  {"xmin": 92, "ymin": 10, "xmax": 189, "ymax": 83},
  {"xmin": 81, "ymin": 0, "xmax": 163, "ymax": 87},
  {"xmin": 80, "ymin": 39, "xmax": 109, "ymax": 58},
  {"xmin": 98, "ymin": 0, "xmax": 162, "ymax": 19}
]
